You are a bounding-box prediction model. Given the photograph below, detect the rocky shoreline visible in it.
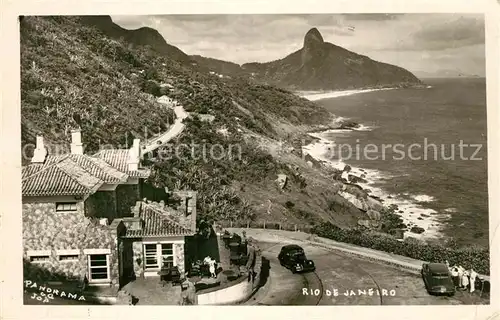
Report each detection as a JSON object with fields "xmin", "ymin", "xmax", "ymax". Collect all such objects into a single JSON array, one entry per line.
[{"xmin": 295, "ymin": 92, "xmax": 446, "ymax": 243}]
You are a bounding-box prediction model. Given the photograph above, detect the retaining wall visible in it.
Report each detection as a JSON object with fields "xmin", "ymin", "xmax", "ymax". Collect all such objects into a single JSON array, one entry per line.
[
  {"xmin": 197, "ymin": 276, "xmax": 253, "ymax": 305},
  {"xmin": 196, "ymin": 235, "xmax": 263, "ymax": 305}
]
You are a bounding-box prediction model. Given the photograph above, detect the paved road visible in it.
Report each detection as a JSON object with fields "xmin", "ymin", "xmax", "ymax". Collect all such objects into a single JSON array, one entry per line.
[
  {"xmin": 141, "ymin": 97, "xmax": 188, "ymax": 155},
  {"xmin": 249, "ymin": 241, "xmax": 486, "ymax": 305}
]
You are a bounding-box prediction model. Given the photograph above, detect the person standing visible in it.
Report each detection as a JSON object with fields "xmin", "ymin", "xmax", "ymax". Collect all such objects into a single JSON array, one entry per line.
[
  {"xmin": 469, "ymin": 269, "xmax": 478, "ymax": 293},
  {"xmin": 450, "ymin": 266, "xmax": 459, "ymax": 288},
  {"xmin": 208, "ymin": 258, "xmax": 217, "ymax": 278},
  {"xmin": 457, "ymin": 266, "xmax": 464, "ymax": 288},
  {"xmin": 462, "ymin": 269, "xmax": 470, "ymax": 291}
]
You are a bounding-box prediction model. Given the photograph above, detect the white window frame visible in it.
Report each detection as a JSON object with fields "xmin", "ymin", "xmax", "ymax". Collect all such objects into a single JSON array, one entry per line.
[
  {"xmin": 29, "ymin": 255, "xmax": 50, "ymax": 263},
  {"xmin": 56, "ymin": 249, "xmax": 80, "ymax": 262},
  {"xmin": 142, "ymin": 242, "xmax": 176, "ymax": 271},
  {"xmin": 144, "ymin": 243, "xmax": 159, "ymax": 270},
  {"xmin": 87, "ymin": 253, "xmax": 111, "ymax": 284},
  {"xmin": 55, "ymin": 202, "xmax": 78, "ymax": 212},
  {"xmin": 161, "ymin": 243, "xmax": 174, "ymax": 269},
  {"xmin": 27, "ymin": 250, "xmax": 51, "ymax": 263}
]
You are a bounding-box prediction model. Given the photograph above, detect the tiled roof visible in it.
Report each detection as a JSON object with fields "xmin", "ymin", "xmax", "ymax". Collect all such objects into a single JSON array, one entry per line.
[
  {"xmin": 22, "ymin": 151, "xmax": 135, "ymax": 197},
  {"xmin": 22, "ymin": 157, "xmax": 103, "ymax": 197},
  {"xmin": 93, "ymin": 149, "xmax": 150, "ymax": 178},
  {"xmin": 45, "ymin": 154, "xmax": 129, "ymax": 184},
  {"xmin": 123, "ymin": 204, "xmax": 194, "ymax": 238}
]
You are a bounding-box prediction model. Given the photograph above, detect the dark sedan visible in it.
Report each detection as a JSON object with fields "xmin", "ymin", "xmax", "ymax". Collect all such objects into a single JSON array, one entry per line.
[
  {"xmin": 421, "ymin": 262, "xmax": 456, "ymax": 296},
  {"xmin": 278, "ymin": 244, "xmax": 316, "ymax": 273}
]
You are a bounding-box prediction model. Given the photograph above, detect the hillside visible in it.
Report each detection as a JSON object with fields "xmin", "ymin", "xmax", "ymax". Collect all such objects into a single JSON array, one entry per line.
[
  {"xmin": 190, "ymin": 55, "xmax": 245, "ymax": 77},
  {"xmin": 21, "ymin": 16, "xmax": 375, "ymax": 230}
]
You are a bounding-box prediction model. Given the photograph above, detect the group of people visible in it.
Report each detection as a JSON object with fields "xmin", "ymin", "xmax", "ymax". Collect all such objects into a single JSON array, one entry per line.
[{"xmin": 445, "ymin": 260, "xmax": 479, "ymax": 293}]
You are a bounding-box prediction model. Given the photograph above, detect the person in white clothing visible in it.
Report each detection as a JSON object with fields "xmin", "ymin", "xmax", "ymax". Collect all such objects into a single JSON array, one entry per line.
[
  {"xmin": 462, "ymin": 270, "xmax": 470, "ymax": 290},
  {"xmin": 469, "ymin": 269, "xmax": 478, "ymax": 293},
  {"xmin": 208, "ymin": 259, "xmax": 217, "ymax": 278},
  {"xmin": 457, "ymin": 266, "xmax": 464, "ymax": 288}
]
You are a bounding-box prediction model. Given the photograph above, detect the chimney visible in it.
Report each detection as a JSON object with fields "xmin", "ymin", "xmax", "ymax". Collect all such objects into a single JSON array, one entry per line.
[
  {"xmin": 174, "ymin": 191, "xmax": 197, "ymax": 217},
  {"xmin": 127, "ymin": 139, "xmax": 141, "ymax": 171},
  {"xmin": 70, "ymin": 129, "xmax": 83, "ymax": 155},
  {"xmin": 31, "ymin": 135, "xmax": 47, "ymax": 163}
]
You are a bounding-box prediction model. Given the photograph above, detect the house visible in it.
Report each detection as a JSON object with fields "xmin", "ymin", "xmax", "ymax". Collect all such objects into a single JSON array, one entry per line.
[{"xmin": 22, "ymin": 129, "xmax": 197, "ymax": 295}]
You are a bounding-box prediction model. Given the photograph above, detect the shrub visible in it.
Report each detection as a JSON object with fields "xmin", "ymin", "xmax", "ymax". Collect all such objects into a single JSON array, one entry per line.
[
  {"xmin": 312, "ymin": 222, "xmax": 490, "ymax": 275},
  {"xmin": 285, "ymin": 201, "xmax": 295, "ymax": 209}
]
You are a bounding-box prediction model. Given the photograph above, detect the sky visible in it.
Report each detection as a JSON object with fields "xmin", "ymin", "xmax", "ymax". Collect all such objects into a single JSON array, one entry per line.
[{"xmin": 111, "ymin": 14, "xmax": 485, "ymax": 78}]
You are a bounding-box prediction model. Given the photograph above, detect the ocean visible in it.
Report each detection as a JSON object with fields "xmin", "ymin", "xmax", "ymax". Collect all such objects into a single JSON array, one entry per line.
[{"xmin": 303, "ymin": 78, "xmax": 488, "ymax": 247}]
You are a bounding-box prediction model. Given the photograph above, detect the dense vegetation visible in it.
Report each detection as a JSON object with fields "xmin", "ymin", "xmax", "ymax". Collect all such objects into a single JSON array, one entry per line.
[{"xmin": 312, "ymin": 222, "xmax": 489, "ymax": 275}]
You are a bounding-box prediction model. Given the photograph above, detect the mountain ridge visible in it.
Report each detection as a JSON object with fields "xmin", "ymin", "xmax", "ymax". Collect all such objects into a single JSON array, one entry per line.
[
  {"xmin": 80, "ymin": 16, "xmax": 194, "ymax": 64},
  {"xmin": 190, "ymin": 27, "xmax": 422, "ymax": 90},
  {"xmin": 88, "ymin": 18, "xmax": 421, "ymax": 91},
  {"xmin": 238, "ymin": 27, "xmax": 422, "ymax": 90}
]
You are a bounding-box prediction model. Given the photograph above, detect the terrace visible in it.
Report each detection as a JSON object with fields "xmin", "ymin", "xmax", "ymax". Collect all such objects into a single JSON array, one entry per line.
[{"xmin": 116, "ymin": 226, "xmax": 251, "ymax": 305}]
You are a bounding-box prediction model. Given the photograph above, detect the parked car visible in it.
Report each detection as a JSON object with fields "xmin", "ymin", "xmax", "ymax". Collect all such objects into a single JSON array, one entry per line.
[
  {"xmin": 278, "ymin": 244, "xmax": 315, "ymax": 273},
  {"xmin": 421, "ymin": 262, "xmax": 456, "ymax": 296}
]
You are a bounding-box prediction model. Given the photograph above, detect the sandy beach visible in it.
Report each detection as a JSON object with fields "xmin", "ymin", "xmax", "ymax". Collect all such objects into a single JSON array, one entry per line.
[
  {"xmin": 298, "ymin": 87, "xmax": 397, "ymax": 101},
  {"xmin": 301, "ymin": 89, "xmax": 447, "ymax": 241}
]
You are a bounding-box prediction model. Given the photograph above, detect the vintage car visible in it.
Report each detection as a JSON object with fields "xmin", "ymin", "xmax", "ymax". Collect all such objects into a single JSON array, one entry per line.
[
  {"xmin": 278, "ymin": 244, "xmax": 315, "ymax": 273},
  {"xmin": 421, "ymin": 262, "xmax": 456, "ymax": 296}
]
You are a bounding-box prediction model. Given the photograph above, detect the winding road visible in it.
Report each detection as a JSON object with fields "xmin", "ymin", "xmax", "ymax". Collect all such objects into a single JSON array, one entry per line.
[
  {"xmin": 236, "ymin": 230, "xmax": 488, "ymax": 306},
  {"xmin": 141, "ymin": 97, "xmax": 189, "ymax": 156}
]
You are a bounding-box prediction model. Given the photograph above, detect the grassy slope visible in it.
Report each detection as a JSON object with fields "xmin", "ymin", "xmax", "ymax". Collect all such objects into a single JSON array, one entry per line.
[{"xmin": 21, "ymin": 16, "xmax": 367, "ymax": 229}]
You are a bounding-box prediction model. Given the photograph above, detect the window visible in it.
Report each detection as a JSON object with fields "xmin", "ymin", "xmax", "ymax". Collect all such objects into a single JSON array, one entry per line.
[
  {"xmin": 27, "ymin": 250, "xmax": 51, "ymax": 263},
  {"xmin": 88, "ymin": 254, "xmax": 110, "ymax": 282},
  {"xmin": 161, "ymin": 244, "xmax": 174, "ymax": 269},
  {"xmin": 143, "ymin": 243, "xmax": 176, "ymax": 270},
  {"xmin": 30, "ymin": 255, "xmax": 50, "ymax": 263},
  {"xmin": 144, "ymin": 244, "xmax": 158, "ymax": 270},
  {"xmin": 56, "ymin": 202, "xmax": 77, "ymax": 212},
  {"xmin": 59, "ymin": 254, "xmax": 79, "ymax": 262}
]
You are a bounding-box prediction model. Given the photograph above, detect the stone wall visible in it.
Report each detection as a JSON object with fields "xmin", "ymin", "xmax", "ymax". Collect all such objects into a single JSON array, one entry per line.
[
  {"xmin": 132, "ymin": 241, "xmax": 144, "ymax": 278},
  {"xmin": 174, "ymin": 243, "xmax": 185, "ymax": 275},
  {"xmin": 23, "ymin": 201, "xmax": 121, "ymax": 293}
]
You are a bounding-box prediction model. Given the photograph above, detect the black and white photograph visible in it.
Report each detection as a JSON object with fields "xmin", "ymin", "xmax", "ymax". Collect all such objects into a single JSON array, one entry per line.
[{"xmin": 1, "ymin": 0, "xmax": 499, "ymax": 315}]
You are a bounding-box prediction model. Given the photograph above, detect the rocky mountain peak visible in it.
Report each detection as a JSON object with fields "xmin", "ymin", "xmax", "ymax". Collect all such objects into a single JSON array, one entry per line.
[{"xmin": 303, "ymin": 27, "xmax": 324, "ymax": 48}]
